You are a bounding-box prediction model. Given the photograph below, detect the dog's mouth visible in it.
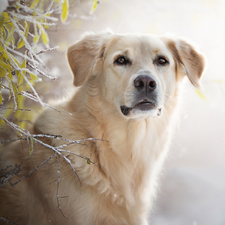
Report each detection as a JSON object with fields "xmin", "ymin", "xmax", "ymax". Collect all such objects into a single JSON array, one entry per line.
[{"xmin": 120, "ymin": 99, "xmax": 162, "ymax": 116}]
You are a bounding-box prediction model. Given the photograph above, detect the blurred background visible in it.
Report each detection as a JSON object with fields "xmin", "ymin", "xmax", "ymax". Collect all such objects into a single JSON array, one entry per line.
[{"xmin": 18, "ymin": 0, "xmax": 225, "ymax": 224}]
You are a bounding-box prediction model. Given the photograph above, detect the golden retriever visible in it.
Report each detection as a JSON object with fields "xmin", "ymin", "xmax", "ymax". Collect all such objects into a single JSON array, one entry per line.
[{"xmin": 0, "ymin": 31, "xmax": 205, "ymax": 225}]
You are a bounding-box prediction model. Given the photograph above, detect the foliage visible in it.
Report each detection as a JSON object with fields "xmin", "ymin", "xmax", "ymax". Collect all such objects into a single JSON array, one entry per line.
[
  {"xmin": 0, "ymin": 0, "xmax": 100, "ymax": 170},
  {"xmin": 0, "ymin": 1, "xmax": 99, "ymax": 221},
  {"xmin": 0, "ymin": 0, "xmax": 73, "ymax": 132},
  {"xmin": 0, "ymin": 0, "xmax": 99, "ymax": 130}
]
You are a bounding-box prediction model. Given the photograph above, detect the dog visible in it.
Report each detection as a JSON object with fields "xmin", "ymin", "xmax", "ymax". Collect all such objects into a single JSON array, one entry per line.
[{"xmin": 0, "ymin": 31, "xmax": 205, "ymax": 225}]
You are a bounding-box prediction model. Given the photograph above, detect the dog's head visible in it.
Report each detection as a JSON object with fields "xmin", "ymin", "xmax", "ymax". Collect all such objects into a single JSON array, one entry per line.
[{"xmin": 67, "ymin": 31, "xmax": 205, "ymax": 119}]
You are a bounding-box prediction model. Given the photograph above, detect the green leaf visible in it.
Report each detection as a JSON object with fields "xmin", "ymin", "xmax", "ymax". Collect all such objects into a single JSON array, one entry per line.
[
  {"xmin": 82, "ymin": 156, "xmax": 92, "ymax": 164},
  {"xmin": 29, "ymin": 135, "xmax": 34, "ymax": 154},
  {"xmin": 0, "ymin": 15, "xmax": 4, "ymax": 28},
  {"xmin": 86, "ymin": 158, "xmax": 91, "ymax": 164},
  {"xmin": 11, "ymin": 80, "xmax": 19, "ymax": 105},
  {"xmin": 61, "ymin": 0, "xmax": 69, "ymax": 23},
  {"xmin": 37, "ymin": 23, "xmax": 49, "ymax": 46},
  {"xmin": 30, "ymin": 0, "xmax": 39, "ymax": 9}
]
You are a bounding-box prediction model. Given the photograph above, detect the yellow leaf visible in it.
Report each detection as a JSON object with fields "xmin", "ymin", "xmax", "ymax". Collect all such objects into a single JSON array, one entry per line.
[
  {"xmin": 61, "ymin": 0, "xmax": 69, "ymax": 23},
  {"xmin": 29, "ymin": 72, "xmax": 40, "ymax": 82},
  {"xmin": 0, "ymin": 15, "xmax": 4, "ymax": 28},
  {"xmin": 0, "ymin": 60, "xmax": 11, "ymax": 71},
  {"xmin": 29, "ymin": 135, "xmax": 34, "ymax": 154},
  {"xmin": 0, "ymin": 90, "xmax": 2, "ymax": 104},
  {"xmin": 33, "ymin": 33, "xmax": 39, "ymax": 43},
  {"xmin": 44, "ymin": 22, "xmax": 49, "ymax": 29},
  {"xmin": 9, "ymin": 54, "xmax": 20, "ymax": 68},
  {"xmin": 17, "ymin": 72, "xmax": 23, "ymax": 86},
  {"xmin": 3, "ymin": 24, "xmax": 9, "ymax": 34},
  {"xmin": 195, "ymin": 88, "xmax": 206, "ymax": 100},
  {"xmin": 2, "ymin": 27, "xmax": 6, "ymax": 40},
  {"xmin": 90, "ymin": 0, "xmax": 99, "ymax": 14},
  {"xmin": 0, "ymin": 66, "xmax": 7, "ymax": 77},
  {"xmin": 5, "ymin": 27, "xmax": 15, "ymax": 46},
  {"xmin": 24, "ymin": 21, "xmax": 29, "ymax": 38},
  {"xmin": 2, "ymin": 12, "xmax": 9, "ymax": 21},
  {"xmin": 1, "ymin": 102, "xmax": 13, "ymax": 119},
  {"xmin": 21, "ymin": 58, "xmax": 26, "ymax": 71},
  {"xmin": 17, "ymin": 58, "xmax": 26, "ymax": 86},
  {"xmin": 15, "ymin": 2, "xmax": 20, "ymax": 10},
  {"xmin": 37, "ymin": 23, "xmax": 49, "ymax": 46},
  {"xmin": 1, "ymin": 49, "xmax": 8, "ymax": 59},
  {"xmin": 17, "ymin": 21, "xmax": 29, "ymax": 49},
  {"xmin": 17, "ymin": 38, "xmax": 25, "ymax": 49},
  {"xmin": 0, "ymin": 80, "xmax": 2, "ymax": 104},
  {"xmin": 30, "ymin": 0, "xmax": 39, "ymax": 9}
]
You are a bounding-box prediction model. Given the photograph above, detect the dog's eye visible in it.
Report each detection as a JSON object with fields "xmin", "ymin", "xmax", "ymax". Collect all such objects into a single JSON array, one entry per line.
[
  {"xmin": 114, "ymin": 56, "xmax": 132, "ymax": 66},
  {"xmin": 116, "ymin": 57, "xmax": 126, "ymax": 64},
  {"xmin": 157, "ymin": 57, "xmax": 168, "ymax": 65}
]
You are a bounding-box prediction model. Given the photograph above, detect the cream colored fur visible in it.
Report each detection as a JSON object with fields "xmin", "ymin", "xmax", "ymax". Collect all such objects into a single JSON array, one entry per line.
[{"xmin": 0, "ymin": 31, "xmax": 205, "ymax": 225}]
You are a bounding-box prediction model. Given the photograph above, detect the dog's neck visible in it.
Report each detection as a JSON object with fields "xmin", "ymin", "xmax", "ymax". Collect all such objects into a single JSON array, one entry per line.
[{"xmin": 70, "ymin": 86, "xmax": 180, "ymax": 209}]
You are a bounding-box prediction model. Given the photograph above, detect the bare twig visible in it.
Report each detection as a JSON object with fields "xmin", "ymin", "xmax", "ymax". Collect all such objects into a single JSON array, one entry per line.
[
  {"xmin": 0, "ymin": 163, "xmax": 23, "ymax": 187},
  {"xmin": 37, "ymin": 46, "xmax": 59, "ymax": 55},
  {"xmin": 20, "ymin": 91, "xmax": 60, "ymax": 111},
  {"xmin": 0, "ymin": 106, "xmax": 31, "ymax": 112},
  {"xmin": 27, "ymin": 61, "xmax": 57, "ymax": 80},
  {"xmin": 0, "ymin": 116, "xmax": 81, "ymax": 184},
  {"xmin": 55, "ymin": 155, "xmax": 68, "ymax": 219},
  {"xmin": 11, "ymin": 155, "xmax": 56, "ymax": 187},
  {"xmin": 0, "ymin": 217, "xmax": 19, "ymax": 225}
]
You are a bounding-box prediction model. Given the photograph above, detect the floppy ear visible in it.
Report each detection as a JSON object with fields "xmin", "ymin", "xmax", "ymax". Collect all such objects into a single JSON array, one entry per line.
[
  {"xmin": 67, "ymin": 30, "xmax": 112, "ymax": 87},
  {"xmin": 167, "ymin": 38, "xmax": 206, "ymax": 88}
]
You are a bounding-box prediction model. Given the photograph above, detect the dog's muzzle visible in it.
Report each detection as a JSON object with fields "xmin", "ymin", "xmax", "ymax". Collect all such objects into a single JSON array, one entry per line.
[{"xmin": 120, "ymin": 75, "xmax": 162, "ymax": 116}]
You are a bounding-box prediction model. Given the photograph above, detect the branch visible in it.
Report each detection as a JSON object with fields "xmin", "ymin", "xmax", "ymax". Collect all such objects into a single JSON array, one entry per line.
[
  {"xmin": 27, "ymin": 61, "xmax": 57, "ymax": 80},
  {"xmin": 11, "ymin": 155, "xmax": 56, "ymax": 187},
  {"xmin": 0, "ymin": 217, "xmax": 19, "ymax": 225},
  {"xmin": 36, "ymin": 46, "xmax": 59, "ymax": 55},
  {"xmin": 55, "ymin": 155, "xmax": 68, "ymax": 219}
]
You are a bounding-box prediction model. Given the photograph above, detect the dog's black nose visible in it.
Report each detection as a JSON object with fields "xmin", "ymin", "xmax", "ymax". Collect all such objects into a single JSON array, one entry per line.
[{"xmin": 134, "ymin": 75, "xmax": 157, "ymax": 91}]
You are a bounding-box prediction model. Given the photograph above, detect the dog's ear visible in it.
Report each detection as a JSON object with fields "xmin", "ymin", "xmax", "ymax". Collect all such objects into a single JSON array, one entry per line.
[
  {"xmin": 167, "ymin": 38, "xmax": 206, "ymax": 88},
  {"xmin": 67, "ymin": 30, "xmax": 113, "ymax": 87}
]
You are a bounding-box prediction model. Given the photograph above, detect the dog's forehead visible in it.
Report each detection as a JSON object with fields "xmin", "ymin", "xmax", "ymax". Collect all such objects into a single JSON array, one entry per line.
[{"xmin": 108, "ymin": 34, "xmax": 170, "ymax": 55}]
